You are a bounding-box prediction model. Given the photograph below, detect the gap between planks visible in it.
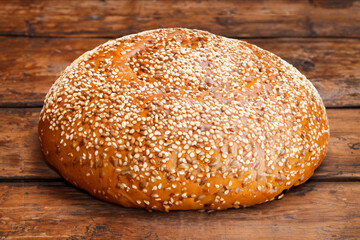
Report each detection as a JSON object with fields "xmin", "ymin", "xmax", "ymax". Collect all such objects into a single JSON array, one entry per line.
[
  {"xmin": 1, "ymin": 105, "xmax": 360, "ymax": 109},
  {"xmin": 0, "ymin": 177, "xmax": 359, "ymax": 183},
  {"xmin": 1, "ymin": 34, "xmax": 360, "ymax": 40}
]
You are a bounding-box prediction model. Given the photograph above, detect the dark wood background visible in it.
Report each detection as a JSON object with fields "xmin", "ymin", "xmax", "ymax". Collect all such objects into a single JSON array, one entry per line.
[{"xmin": 0, "ymin": 0, "xmax": 359, "ymax": 239}]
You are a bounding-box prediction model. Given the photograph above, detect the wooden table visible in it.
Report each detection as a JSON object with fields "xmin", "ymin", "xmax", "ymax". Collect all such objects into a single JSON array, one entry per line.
[{"xmin": 1, "ymin": 1, "xmax": 359, "ymax": 239}]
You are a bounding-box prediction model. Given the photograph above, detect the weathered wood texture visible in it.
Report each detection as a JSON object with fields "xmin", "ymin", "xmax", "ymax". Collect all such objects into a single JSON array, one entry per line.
[
  {"xmin": 0, "ymin": 0, "xmax": 359, "ymax": 38},
  {"xmin": 0, "ymin": 37, "xmax": 359, "ymax": 107},
  {"xmin": 1, "ymin": 108, "xmax": 359, "ymax": 180},
  {"xmin": 0, "ymin": 1, "xmax": 359, "ymax": 238},
  {"xmin": 0, "ymin": 181, "xmax": 359, "ymax": 239}
]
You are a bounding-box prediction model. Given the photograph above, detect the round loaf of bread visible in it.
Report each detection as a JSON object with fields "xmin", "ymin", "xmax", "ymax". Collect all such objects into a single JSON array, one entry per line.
[{"xmin": 39, "ymin": 28, "xmax": 329, "ymax": 211}]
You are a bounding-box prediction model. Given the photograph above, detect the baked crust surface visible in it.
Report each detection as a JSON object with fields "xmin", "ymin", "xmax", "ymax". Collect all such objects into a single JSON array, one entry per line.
[{"xmin": 39, "ymin": 28, "xmax": 329, "ymax": 211}]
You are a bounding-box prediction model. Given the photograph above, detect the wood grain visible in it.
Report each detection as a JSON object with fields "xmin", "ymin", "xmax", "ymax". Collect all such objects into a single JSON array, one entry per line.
[
  {"xmin": 250, "ymin": 38, "xmax": 360, "ymax": 108},
  {"xmin": 0, "ymin": 37, "xmax": 359, "ymax": 107},
  {"xmin": 0, "ymin": 181, "xmax": 359, "ymax": 239},
  {"xmin": 0, "ymin": 108, "xmax": 59, "ymax": 179},
  {"xmin": 0, "ymin": 0, "xmax": 359, "ymax": 38},
  {"xmin": 0, "ymin": 37, "xmax": 101, "ymax": 107},
  {"xmin": 0, "ymin": 108, "xmax": 359, "ymax": 180},
  {"xmin": 0, "ymin": 1, "xmax": 358, "ymax": 239}
]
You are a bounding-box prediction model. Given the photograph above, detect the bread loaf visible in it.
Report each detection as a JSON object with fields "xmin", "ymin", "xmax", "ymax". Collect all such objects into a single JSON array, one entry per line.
[{"xmin": 38, "ymin": 28, "xmax": 329, "ymax": 211}]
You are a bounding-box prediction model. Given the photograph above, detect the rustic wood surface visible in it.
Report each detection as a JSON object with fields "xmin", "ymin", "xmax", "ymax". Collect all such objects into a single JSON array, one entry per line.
[{"xmin": 0, "ymin": 0, "xmax": 359, "ymax": 239}]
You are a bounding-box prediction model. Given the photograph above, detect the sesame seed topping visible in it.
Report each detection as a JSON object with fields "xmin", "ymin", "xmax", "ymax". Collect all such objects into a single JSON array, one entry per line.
[{"xmin": 41, "ymin": 28, "xmax": 329, "ymax": 211}]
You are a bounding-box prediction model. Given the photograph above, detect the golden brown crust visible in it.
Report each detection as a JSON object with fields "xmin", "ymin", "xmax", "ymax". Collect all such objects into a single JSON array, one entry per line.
[{"xmin": 38, "ymin": 28, "xmax": 329, "ymax": 211}]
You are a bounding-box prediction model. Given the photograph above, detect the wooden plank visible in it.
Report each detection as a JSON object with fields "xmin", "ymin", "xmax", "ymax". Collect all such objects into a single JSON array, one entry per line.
[
  {"xmin": 0, "ymin": 37, "xmax": 100, "ymax": 107},
  {"xmin": 0, "ymin": 181, "xmax": 359, "ymax": 239},
  {"xmin": 0, "ymin": 37, "xmax": 359, "ymax": 107},
  {"xmin": 0, "ymin": 0, "xmax": 359, "ymax": 38},
  {"xmin": 316, "ymin": 108, "xmax": 360, "ymax": 180},
  {"xmin": 0, "ymin": 108, "xmax": 60, "ymax": 179},
  {"xmin": 0, "ymin": 108, "xmax": 359, "ymax": 180},
  {"xmin": 250, "ymin": 38, "xmax": 360, "ymax": 108}
]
